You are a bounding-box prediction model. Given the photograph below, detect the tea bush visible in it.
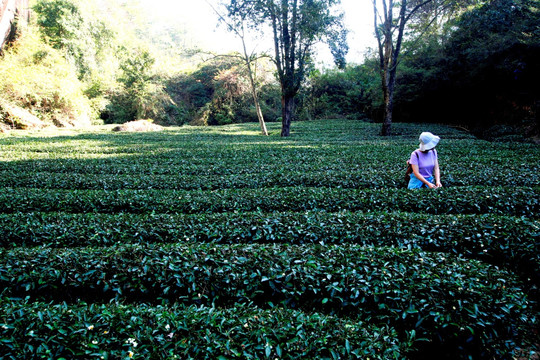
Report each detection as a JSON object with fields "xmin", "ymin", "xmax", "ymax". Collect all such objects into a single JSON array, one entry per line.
[
  {"xmin": 0, "ymin": 120, "xmax": 538, "ymax": 359},
  {"xmin": 0, "ymin": 211, "xmax": 538, "ymax": 289},
  {"xmin": 0, "ymin": 299, "xmax": 410, "ymax": 359},
  {"xmin": 0, "ymin": 244, "xmax": 533, "ymax": 356},
  {"xmin": 0, "ymin": 186, "xmax": 538, "ymax": 216}
]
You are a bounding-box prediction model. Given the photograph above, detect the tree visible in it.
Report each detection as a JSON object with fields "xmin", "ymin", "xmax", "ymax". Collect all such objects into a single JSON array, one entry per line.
[
  {"xmin": 419, "ymin": 0, "xmax": 540, "ymax": 133},
  {"xmin": 300, "ymin": 64, "xmax": 379, "ymax": 120},
  {"xmin": 104, "ymin": 47, "xmax": 172, "ymax": 123},
  {"xmin": 227, "ymin": 0, "xmax": 347, "ymax": 137},
  {"xmin": 207, "ymin": 0, "xmax": 269, "ymax": 135},
  {"xmin": 33, "ymin": 0, "xmax": 114, "ymax": 80},
  {"xmin": 372, "ymin": 0, "xmax": 474, "ymax": 135}
]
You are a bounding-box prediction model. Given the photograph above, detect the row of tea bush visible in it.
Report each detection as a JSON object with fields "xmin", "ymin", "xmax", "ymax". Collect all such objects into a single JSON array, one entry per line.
[
  {"xmin": 1, "ymin": 120, "xmax": 538, "ymax": 359},
  {"xmin": 0, "ymin": 299, "xmax": 410, "ymax": 359},
  {"xmin": 1, "ymin": 186, "xmax": 538, "ymax": 216},
  {"xmin": 0, "ymin": 211, "xmax": 537, "ymax": 288},
  {"xmin": 0, "ymin": 243, "xmax": 533, "ymax": 358}
]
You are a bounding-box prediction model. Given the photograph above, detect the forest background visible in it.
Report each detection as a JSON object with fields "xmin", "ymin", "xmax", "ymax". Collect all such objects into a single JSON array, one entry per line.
[{"xmin": 0, "ymin": 0, "xmax": 539, "ymax": 140}]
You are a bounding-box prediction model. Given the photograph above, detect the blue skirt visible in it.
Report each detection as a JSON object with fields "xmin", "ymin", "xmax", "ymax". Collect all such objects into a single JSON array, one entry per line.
[{"xmin": 408, "ymin": 174, "xmax": 434, "ymax": 189}]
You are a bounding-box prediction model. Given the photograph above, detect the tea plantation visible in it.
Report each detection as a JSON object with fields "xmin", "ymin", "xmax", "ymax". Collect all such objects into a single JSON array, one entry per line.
[{"xmin": 0, "ymin": 120, "xmax": 538, "ymax": 359}]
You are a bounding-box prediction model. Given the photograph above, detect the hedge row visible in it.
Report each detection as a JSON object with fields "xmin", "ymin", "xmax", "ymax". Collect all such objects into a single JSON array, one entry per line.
[
  {"xmin": 1, "ymin": 186, "xmax": 538, "ymax": 217},
  {"xmin": 1, "ymin": 211, "xmax": 538, "ymax": 286},
  {"xmin": 1, "ymin": 166, "xmax": 539, "ymax": 190},
  {"xmin": 0, "ymin": 300, "xmax": 409, "ymax": 360},
  {"xmin": 1, "ymin": 144, "xmax": 537, "ymax": 177},
  {"xmin": 0, "ymin": 152, "xmax": 393, "ymax": 175},
  {"xmin": 0, "ymin": 244, "xmax": 534, "ymax": 357},
  {"xmin": 1, "ymin": 121, "xmax": 538, "ymax": 359},
  {"xmin": 0, "ymin": 168, "xmax": 389, "ymax": 190}
]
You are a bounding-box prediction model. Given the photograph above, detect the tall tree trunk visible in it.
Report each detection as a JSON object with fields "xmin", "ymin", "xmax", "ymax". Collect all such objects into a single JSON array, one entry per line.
[
  {"xmin": 240, "ymin": 22, "xmax": 268, "ymax": 136},
  {"xmin": 1, "ymin": 0, "xmax": 29, "ymax": 50},
  {"xmin": 252, "ymin": 88, "xmax": 268, "ymax": 136},
  {"xmin": 374, "ymin": 0, "xmax": 410, "ymax": 136},
  {"xmin": 382, "ymin": 56, "xmax": 398, "ymax": 136},
  {"xmin": 281, "ymin": 94, "xmax": 294, "ymax": 137},
  {"xmin": 381, "ymin": 76, "xmax": 393, "ymax": 136}
]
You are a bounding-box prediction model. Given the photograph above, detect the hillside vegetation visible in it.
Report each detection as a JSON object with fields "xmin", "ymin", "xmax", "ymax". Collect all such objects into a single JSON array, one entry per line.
[
  {"xmin": 1, "ymin": 0, "xmax": 538, "ymax": 138},
  {"xmin": 0, "ymin": 120, "xmax": 538, "ymax": 359}
]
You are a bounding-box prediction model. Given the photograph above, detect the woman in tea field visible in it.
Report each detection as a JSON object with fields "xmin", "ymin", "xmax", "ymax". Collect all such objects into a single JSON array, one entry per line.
[{"xmin": 407, "ymin": 132, "xmax": 443, "ymax": 189}]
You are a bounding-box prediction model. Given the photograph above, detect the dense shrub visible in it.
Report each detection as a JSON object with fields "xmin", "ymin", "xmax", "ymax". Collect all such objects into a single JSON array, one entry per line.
[
  {"xmin": 0, "ymin": 244, "xmax": 534, "ymax": 358},
  {"xmin": 0, "ymin": 186, "xmax": 538, "ymax": 217},
  {"xmin": 0, "ymin": 300, "xmax": 408, "ymax": 359},
  {"xmin": 0, "ymin": 28, "xmax": 93, "ymax": 127},
  {"xmin": 166, "ymin": 56, "xmax": 280, "ymax": 126},
  {"xmin": 300, "ymin": 62, "xmax": 380, "ymax": 120},
  {"xmin": 378, "ymin": 0, "xmax": 540, "ymax": 133},
  {"xmin": 102, "ymin": 47, "xmax": 177, "ymax": 125},
  {"xmin": 0, "ymin": 120, "xmax": 538, "ymax": 359},
  {"xmin": 33, "ymin": 0, "xmax": 114, "ymax": 80},
  {"xmin": 1, "ymin": 211, "xmax": 537, "ymax": 290}
]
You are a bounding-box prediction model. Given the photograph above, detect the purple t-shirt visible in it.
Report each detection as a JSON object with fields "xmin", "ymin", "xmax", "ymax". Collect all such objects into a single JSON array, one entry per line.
[{"xmin": 409, "ymin": 149, "xmax": 437, "ymax": 179}]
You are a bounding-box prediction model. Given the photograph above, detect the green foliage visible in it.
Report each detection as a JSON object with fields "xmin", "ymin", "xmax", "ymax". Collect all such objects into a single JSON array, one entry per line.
[
  {"xmin": 166, "ymin": 56, "xmax": 280, "ymax": 126},
  {"xmin": 0, "ymin": 117, "xmax": 538, "ymax": 357},
  {"xmin": 0, "ymin": 211, "xmax": 538, "ymax": 289},
  {"xmin": 104, "ymin": 47, "xmax": 179, "ymax": 124},
  {"xmin": 0, "ymin": 0, "xmax": 126, "ymax": 128},
  {"xmin": 0, "ymin": 185, "xmax": 539, "ymax": 214},
  {"xmin": 0, "ymin": 121, "xmax": 537, "ymax": 190},
  {"xmin": 33, "ymin": 0, "xmax": 115, "ymax": 80},
  {"xmin": 13, "ymin": 0, "xmax": 197, "ymax": 127},
  {"xmin": 374, "ymin": 0, "xmax": 540, "ymax": 135},
  {"xmin": 227, "ymin": 0, "xmax": 348, "ymax": 135},
  {"xmin": 117, "ymin": 47, "xmax": 154, "ymax": 88},
  {"xmin": 0, "ymin": 300, "xmax": 407, "ymax": 359},
  {"xmin": 0, "ymin": 28, "xmax": 93, "ymax": 127},
  {"xmin": 0, "ymin": 244, "xmax": 532, "ymax": 337},
  {"xmin": 33, "ymin": 0, "xmax": 83, "ymax": 49},
  {"xmin": 301, "ymin": 62, "xmax": 381, "ymax": 120},
  {"xmin": 0, "ymin": 243, "xmax": 534, "ymax": 358}
]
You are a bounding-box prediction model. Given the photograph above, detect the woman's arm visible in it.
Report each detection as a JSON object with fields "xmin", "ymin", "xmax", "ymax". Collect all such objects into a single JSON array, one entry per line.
[
  {"xmin": 412, "ymin": 164, "xmax": 436, "ymax": 189},
  {"xmin": 434, "ymin": 158, "xmax": 442, "ymax": 187}
]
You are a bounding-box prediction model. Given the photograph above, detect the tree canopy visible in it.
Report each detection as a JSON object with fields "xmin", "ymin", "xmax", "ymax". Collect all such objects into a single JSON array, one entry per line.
[
  {"xmin": 391, "ymin": 0, "xmax": 540, "ymax": 136},
  {"xmin": 0, "ymin": 0, "xmax": 538, "ymax": 139},
  {"xmin": 225, "ymin": 0, "xmax": 348, "ymax": 136}
]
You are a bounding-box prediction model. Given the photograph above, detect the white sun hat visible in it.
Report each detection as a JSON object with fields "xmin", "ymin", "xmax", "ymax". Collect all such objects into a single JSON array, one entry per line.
[{"xmin": 419, "ymin": 132, "xmax": 440, "ymax": 151}]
